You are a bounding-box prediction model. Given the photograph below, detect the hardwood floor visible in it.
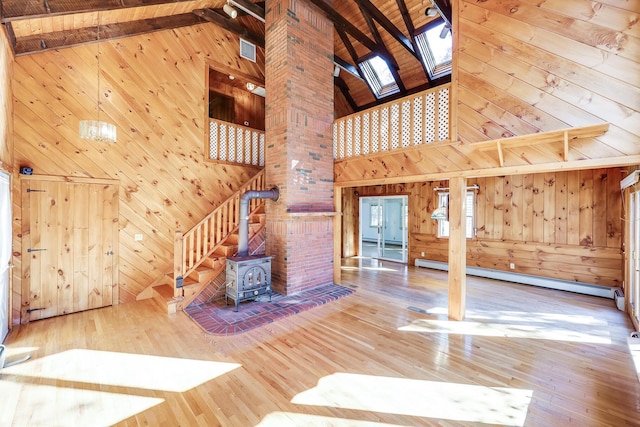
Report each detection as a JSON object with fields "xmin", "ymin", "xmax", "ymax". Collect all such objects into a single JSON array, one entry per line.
[{"xmin": 2, "ymin": 258, "xmax": 639, "ymax": 426}]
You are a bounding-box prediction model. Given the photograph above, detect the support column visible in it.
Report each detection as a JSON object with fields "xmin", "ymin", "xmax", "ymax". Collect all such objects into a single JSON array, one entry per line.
[
  {"xmin": 264, "ymin": 0, "xmax": 335, "ymax": 294},
  {"xmin": 448, "ymin": 176, "xmax": 467, "ymax": 320}
]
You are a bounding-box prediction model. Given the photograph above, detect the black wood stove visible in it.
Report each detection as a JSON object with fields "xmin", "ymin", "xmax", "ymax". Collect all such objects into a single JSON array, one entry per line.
[{"xmin": 225, "ymin": 255, "xmax": 273, "ymax": 312}]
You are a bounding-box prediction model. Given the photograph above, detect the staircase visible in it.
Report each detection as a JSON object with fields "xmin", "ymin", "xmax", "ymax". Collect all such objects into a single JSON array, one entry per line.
[{"xmin": 137, "ymin": 170, "xmax": 267, "ymax": 313}]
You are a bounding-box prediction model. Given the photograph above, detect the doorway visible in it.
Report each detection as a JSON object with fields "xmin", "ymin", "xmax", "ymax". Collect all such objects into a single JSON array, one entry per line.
[
  {"xmin": 0, "ymin": 171, "xmax": 10, "ymax": 342},
  {"xmin": 359, "ymin": 196, "xmax": 408, "ymax": 262},
  {"xmin": 629, "ymin": 190, "xmax": 640, "ymax": 326},
  {"xmin": 21, "ymin": 177, "xmax": 119, "ymax": 322}
]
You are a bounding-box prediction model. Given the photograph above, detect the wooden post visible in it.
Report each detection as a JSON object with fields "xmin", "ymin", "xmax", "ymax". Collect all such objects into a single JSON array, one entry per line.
[
  {"xmin": 448, "ymin": 176, "xmax": 467, "ymax": 320},
  {"xmin": 334, "ymin": 186, "xmax": 342, "ymax": 285},
  {"xmin": 174, "ymin": 231, "xmax": 183, "ymax": 298}
]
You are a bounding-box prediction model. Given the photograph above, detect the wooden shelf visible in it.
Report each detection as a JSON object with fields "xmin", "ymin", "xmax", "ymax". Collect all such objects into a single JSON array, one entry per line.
[{"xmin": 471, "ymin": 123, "xmax": 610, "ymax": 167}]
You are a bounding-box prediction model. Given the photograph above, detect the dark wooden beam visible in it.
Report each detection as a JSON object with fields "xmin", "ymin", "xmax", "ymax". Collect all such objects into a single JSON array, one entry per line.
[
  {"xmin": 193, "ymin": 8, "xmax": 264, "ymax": 48},
  {"xmin": 354, "ymin": 1, "xmax": 400, "ymax": 71},
  {"xmin": 335, "ymin": 76, "xmax": 358, "ymax": 111},
  {"xmin": 356, "ymin": 81, "xmax": 433, "ymax": 111},
  {"xmin": 333, "ymin": 55, "xmax": 362, "ymax": 80},
  {"xmin": 13, "ymin": 13, "xmax": 203, "ymax": 56},
  {"xmin": 1, "ymin": 0, "xmax": 194, "ymax": 22},
  {"xmin": 355, "ymin": 0, "xmax": 417, "ymax": 60},
  {"xmin": 305, "ymin": 0, "xmax": 378, "ymax": 52},
  {"xmin": 228, "ymin": 0, "xmax": 265, "ymax": 21},
  {"xmin": 395, "ymin": 0, "xmax": 431, "ymax": 82}
]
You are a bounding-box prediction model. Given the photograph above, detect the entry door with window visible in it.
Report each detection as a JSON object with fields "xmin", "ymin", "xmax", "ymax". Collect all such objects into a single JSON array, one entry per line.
[
  {"xmin": 0, "ymin": 171, "xmax": 10, "ymax": 341},
  {"xmin": 360, "ymin": 196, "xmax": 408, "ymax": 262},
  {"xmin": 22, "ymin": 178, "xmax": 118, "ymax": 321}
]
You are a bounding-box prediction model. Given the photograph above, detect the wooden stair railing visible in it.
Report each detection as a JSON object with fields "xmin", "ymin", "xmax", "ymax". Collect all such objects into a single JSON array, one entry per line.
[{"xmin": 173, "ymin": 169, "xmax": 266, "ymax": 297}]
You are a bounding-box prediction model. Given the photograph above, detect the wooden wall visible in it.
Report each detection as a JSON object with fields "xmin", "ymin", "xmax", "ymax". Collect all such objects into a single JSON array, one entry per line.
[
  {"xmin": 0, "ymin": 28, "xmax": 12, "ymax": 169},
  {"xmin": 343, "ymin": 168, "xmax": 624, "ymax": 288},
  {"xmin": 457, "ymin": 0, "xmax": 639, "ymax": 151},
  {"xmin": 10, "ymin": 22, "xmax": 264, "ymax": 324}
]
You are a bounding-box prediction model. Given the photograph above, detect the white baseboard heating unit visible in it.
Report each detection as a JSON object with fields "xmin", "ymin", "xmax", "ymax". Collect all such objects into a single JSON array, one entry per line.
[{"xmin": 414, "ymin": 259, "xmax": 618, "ymax": 299}]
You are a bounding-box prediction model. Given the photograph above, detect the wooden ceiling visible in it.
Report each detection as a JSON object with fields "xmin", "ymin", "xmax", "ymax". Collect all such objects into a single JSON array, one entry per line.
[{"xmin": 0, "ymin": 0, "xmax": 449, "ymax": 114}]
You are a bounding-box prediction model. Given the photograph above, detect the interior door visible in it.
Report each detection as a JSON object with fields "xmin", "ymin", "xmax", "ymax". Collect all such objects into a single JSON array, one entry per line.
[
  {"xmin": 360, "ymin": 196, "xmax": 408, "ymax": 263},
  {"xmin": 631, "ymin": 190, "xmax": 640, "ymax": 323},
  {"xmin": 0, "ymin": 171, "xmax": 10, "ymax": 342},
  {"xmin": 22, "ymin": 178, "xmax": 118, "ymax": 321}
]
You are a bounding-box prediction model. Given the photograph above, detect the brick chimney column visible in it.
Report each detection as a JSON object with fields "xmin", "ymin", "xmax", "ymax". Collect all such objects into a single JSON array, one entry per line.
[{"xmin": 265, "ymin": 0, "xmax": 335, "ymax": 294}]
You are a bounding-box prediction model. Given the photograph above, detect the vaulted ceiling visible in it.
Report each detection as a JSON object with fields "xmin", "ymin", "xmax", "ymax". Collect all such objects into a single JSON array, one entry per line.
[{"xmin": 0, "ymin": 0, "xmax": 450, "ymax": 116}]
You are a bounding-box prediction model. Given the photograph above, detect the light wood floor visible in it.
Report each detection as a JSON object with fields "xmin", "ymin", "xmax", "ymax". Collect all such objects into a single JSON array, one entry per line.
[{"xmin": 2, "ymin": 258, "xmax": 639, "ymax": 426}]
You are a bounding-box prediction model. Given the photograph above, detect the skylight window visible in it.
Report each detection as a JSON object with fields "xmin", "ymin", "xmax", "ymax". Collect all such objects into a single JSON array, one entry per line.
[
  {"xmin": 416, "ymin": 19, "xmax": 452, "ymax": 80},
  {"xmin": 359, "ymin": 55, "xmax": 400, "ymax": 99}
]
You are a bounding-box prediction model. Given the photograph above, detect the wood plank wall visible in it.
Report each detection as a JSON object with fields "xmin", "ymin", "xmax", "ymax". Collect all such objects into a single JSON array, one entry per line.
[
  {"xmin": 343, "ymin": 167, "xmax": 624, "ymax": 288},
  {"xmin": 457, "ymin": 0, "xmax": 639, "ymax": 155},
  {"xmin": 208, "ymin": 72, "xmax": 265, "ymax": 131},
  {"xmin": 9, "ymin": 22, "xmax": 264, "ymax": 324},
  {"xmin": 0, "ymin": 29, "xmax": 12, "ymax": 168}
]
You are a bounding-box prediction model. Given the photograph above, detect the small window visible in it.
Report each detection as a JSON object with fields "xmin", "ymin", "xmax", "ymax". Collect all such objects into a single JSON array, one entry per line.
[
  {"xmin": 416, "ymin": 19, "xmax": 452, "ymax": 80},
  {"xmin": 359, "ymin": 55, "xmax": 400, "ymax": 99},
  {"xmin": 437, "ymin": 191, "xmax": 475, "ymax": 239},
  {"xmin": 209, "ymin": 91, "xmax": 235, "ymax": 122}
]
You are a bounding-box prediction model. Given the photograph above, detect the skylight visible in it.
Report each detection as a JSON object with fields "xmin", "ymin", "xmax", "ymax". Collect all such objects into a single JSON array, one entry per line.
[
  {"xmin": 416, "ymin": 19, "xmax": 452, "ymax": 80},
  {"xmin": 359, "ymin": 55, "xmax": 400, "ymax": 99}
]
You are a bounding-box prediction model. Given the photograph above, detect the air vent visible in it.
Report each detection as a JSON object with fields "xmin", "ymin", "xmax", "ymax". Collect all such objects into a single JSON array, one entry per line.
[{"xmin": 240, "ymin": 38, "xmax": 256, "ymax": 62}]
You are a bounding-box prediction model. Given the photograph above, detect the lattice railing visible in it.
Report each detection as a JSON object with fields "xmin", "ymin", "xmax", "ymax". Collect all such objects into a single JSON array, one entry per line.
[
  {"xmin": 333, "ymin": 84, "xmax": 451, "ymax": 160},
  {"xmin": 209, "ymin": 119, "xmax": 265, "ymax": 167},
  {"xmin": 174, "ymin": 170, "xmax": 265, "ymax": 291}
]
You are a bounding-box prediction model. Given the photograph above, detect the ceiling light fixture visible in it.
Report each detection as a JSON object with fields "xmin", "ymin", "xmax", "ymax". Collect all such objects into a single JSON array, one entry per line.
[
  {"xmin": 228, "ymin": 0, "xmax": 266, "ymax": 23},
  {"xmin": 79, "ymin": 11, "xmax": 116, "ymax": 143},
  {"xmin": 246, "ymin": 82, "xmax": 256, "ymax": 91},
  {"xmin": 223, "ymin": 3, "xmax": 238, "ymax": 19},
  {"xmin": 425, "ymin": 7, "xmax": 438, "ymax": 17}
]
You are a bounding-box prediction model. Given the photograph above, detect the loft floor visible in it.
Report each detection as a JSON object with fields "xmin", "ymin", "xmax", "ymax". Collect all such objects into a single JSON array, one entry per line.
[{"xmin": 2, "ymin": 258, "xmax": 638, "ymax": 426}]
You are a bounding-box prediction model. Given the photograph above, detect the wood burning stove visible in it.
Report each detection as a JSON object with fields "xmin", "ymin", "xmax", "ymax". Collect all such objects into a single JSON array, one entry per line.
[{"xmin": 225, "ymin": 255, "xmax": 273, "ymax": 312}]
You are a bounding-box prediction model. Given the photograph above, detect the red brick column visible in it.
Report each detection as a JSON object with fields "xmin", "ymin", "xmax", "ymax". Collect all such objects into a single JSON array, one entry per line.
[{"xmin": 265, "ymin": 0, "xmax": 335, "ymax": 294}]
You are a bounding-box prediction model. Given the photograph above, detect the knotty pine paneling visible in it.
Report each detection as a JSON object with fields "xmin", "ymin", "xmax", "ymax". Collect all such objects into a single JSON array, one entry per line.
[
  {"xmin": 209, "ymin": 72, "xmax": 265, "ymax": 131},
  {"xmin": 343, "ymin": 168, "xmax": 624, "ymax": 288},
  {"xmin": 10, "ymin": 22, "xmax": 263, "ymax": 323},
  {"xmin": 457, "ymin": 0, "xmax": 640, "ymax": 165},
  {"xmin": 0, "ymin": 29, "xmax": 12, "ymax": 168}
]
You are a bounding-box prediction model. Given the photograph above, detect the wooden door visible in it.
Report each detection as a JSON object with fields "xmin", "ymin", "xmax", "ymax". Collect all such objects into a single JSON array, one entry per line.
[{"xmin": 21, "ymin": 177, "xmax": 118, "ymax": 321}]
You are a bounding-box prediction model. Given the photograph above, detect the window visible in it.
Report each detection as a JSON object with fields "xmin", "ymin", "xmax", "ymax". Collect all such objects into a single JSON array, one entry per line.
[
  {"xmin": 416, "ymin": 18, "xmax": 452, "ymax": 80},
  {"xmin": 370, "ymin": 204, "xmax": 380, "ymax": 227},
  {"xmin": 437, "ymin": 191, "xmax": 475, "ymax": 239},
  {"xmin": 359, "ymin": 55, "xmax": 400, "ymax": 99}
]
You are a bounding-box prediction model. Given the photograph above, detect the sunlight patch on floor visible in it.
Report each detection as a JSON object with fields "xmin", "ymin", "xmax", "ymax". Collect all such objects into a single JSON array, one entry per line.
[
  {"xmin": 0, "ymin": 380, "xmax": 163, "ymax": 427},
  {"xmin": 2, "ymin": 349, "xmax": 241, "ymax": 392},
  {"xmin": 291, "ymin": 373, "xmax": 532, "ymax": 426},
  {"xmin": 404, "ymin": 307, "xmax": 612, "ymax": 343},
  {"xmin": 257, "ymin": 411, "xmax": 403, "ymax": 426}
]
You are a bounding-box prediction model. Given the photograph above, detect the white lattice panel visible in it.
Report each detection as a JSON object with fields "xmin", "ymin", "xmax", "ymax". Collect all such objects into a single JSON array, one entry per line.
[
  {"xmin": 380, "ymin": 107, "xmax": 389, "ymax": 151},
  {"xmin": 339, "ymin": 121, "xmax": 345, "ymax": 159},
  {"xmin": 363, "ymin": 113, "xmax": 370, "ymax": 155},
  {"xmin": 346, "ymin": 119, "xmax": 353, "ymax": 158},
  {"xmin": 413, "ymin": 97, "xmax": 423, "ymax": 145},
  {"xmin": 244, "ymin": 132, "xmax": 251, "ymax": 164},
  {"xmin": 354, "ymin": 116, "xmax": 361, "ymax": 156},
  {"xmin": 371, "ymin": 110, "xmax": 379, "ymax": 153},
  {"xmin": 424, "ymin": 93, "xmax": 436, "ymax": 143},
  {"xmin": 438, "ymin": 88, "xmax": 450, "ymax": 141},
  {"xmin": 252, "ymin": 133, "xmax": 259, "ymax": 165},
  {"xmin": 236, "ymin": 128, "xmax": 243, "ymax": 163},
  {"xmin": 391, "ymin": 104, "xmax": 399, "ymax": 150},
  {"xmin": 401, "ymin": 101, "xmax": 410, "ymax": 147},
  {"xmin": 209, "ymin": 122, "xmax": 218, "ymax": 160},
  {"xmin": 228, "ymin": 126, "xmax": 236, "ymax": 162},
  {"xmin": 219, "ymin": 124, "xmax": 227, "ymax": 161},
  {"xmin": 259, "ymin": 134, "xmax": 265, "ymax": 166},
  {"xmin": 333, "ymin": 123, "xmax": 338, "ymax": 159}
]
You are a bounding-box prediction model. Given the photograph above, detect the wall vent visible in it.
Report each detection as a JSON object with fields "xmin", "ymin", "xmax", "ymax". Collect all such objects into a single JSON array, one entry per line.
[{"xmin": 240, "ymin": 38, "xmax": 256, "ymax": 62}]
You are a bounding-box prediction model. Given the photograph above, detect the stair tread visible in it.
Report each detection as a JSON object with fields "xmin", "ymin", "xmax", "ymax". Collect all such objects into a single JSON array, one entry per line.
[{"xmin": 154, "ymin": 284, "xmax": 174, "ymax": 299}]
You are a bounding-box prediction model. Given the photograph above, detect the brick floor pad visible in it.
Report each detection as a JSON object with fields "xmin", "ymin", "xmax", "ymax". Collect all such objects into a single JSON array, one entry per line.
[{"xmin": 184, "ymin": 283, "xmax": 355, "ymax": 335}]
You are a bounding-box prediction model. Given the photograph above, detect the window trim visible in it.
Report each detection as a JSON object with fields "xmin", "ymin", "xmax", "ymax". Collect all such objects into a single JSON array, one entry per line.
[
  {"xmin": 436, "ymin": 191, "xmax": 475, "ymax": 239},
  {"xmin": 416, "ymin": 17, "xmax": 452, "ymax": 80},
  {"xmin": 358, "ymin": 54, "xmax": 400, "ymax": 99}
]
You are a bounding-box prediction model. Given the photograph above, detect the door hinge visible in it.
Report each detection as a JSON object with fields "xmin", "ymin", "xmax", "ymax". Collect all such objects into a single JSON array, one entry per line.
[
  {"xmin": 26, "ymin": 189, "xmax": 46, "ymax": 193},
  {"xmin": 105, "ymin": 251, "xmax": 114, "ymax": 256},
  {"xmin": 27, "ymin": 248, "xmax": 47, "ymax": 253},
  {"xmin": 26, "ymin": 307, "xmax": 45, "ymax": 313}
]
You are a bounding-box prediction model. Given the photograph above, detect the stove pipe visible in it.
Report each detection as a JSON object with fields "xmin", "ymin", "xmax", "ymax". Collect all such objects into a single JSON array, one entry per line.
[{"xmin": 237, "ymin": 187, "xmax": 279, "ymax": 257}]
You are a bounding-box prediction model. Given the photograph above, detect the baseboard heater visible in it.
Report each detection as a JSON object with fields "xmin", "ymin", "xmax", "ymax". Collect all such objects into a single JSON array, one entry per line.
[{"xmin": 414, "ymin": 259, "xmax": 618, "ymax": 299}]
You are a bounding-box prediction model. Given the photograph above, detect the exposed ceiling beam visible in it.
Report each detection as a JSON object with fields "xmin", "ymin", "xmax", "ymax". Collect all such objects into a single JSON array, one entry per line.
[
  {"xmin": 193, "ymin": 8, "xmax": 264, "ymax": 48},
  {"xmin": 335, "ymin": 76, "xmax": 358, "ymax": 111},
  {"xmin": 355, "ymin": 0, "xmax": 417, "ymax": 60},
  {"xmin": 305, "ymin": 0, "xmax": 378, "ymax": 52},
  {"xmin": 1, "ymin": 0, "xmax": 194, "ymax": 22},
  {"xmin": 394, "ymin": 0, "xmax": 430, "ymax": 81},
  {"xmin": 13, "ymin": 12, "xmax": 203, "ymax": 56},
  {"xmin": 333, "ymin": 55, "xmax": 362, "ymax": 80}
]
